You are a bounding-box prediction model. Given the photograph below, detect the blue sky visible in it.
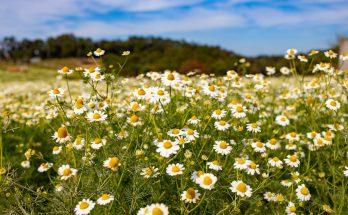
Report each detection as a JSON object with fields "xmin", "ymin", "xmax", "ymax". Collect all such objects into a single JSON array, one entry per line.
[{"xmin": 1, "ymin": 0, "xmax": 348, "ymax": 56}]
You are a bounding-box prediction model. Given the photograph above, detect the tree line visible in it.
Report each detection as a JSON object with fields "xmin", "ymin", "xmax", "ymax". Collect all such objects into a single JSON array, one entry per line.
[{"xmin": 0, "ymin": 34, "xmax": 336, "ymax": 76}]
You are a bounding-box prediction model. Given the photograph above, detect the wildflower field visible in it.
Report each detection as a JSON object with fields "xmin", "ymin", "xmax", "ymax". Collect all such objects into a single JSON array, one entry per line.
[{"xmin": 1, "ymin": 48, "xmax": 348, "ymax": 215}]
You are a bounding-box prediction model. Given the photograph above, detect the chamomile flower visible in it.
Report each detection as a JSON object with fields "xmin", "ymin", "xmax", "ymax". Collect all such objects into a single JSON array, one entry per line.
[
  {"xmin": 21, "ymin": 160, "xmax": 30, "ymax": 168},
  {"xmin": 91, "ymin": 72, "xmax": 105, "ymax": 82},
  {"xmin": 166, "ymin": 163, "xmax": 185, "ymax": 176},
  {"xmin": 197, "ymin": 173, "xmax": 217, "ymax": 190},
  {"xmin": 234, "ymin": 158, "xmax": 250, "ymax": 170},
  {"xmin": 324, "ymin": 50, "xmax": 337, "ymax": 59},
  {"xmin": 325, "ymin": 99, "xmax": 340, "ymax": 111},
  {"xmin": 263, "ymin": 192, "xmax": 275, "ymax": 202},
  {"xmin": 38, "ymin": 162, "xmax": 53, "ymax": 172},
  {"xmin": 275, "ymin": 115, "xmax": 290, "ymax": 126},
  {"xmin": 214, "ymin": 120, "xmax": 230, "ymax": 131},
  {"xmin": 207, "ymin": 160, "xmax": 222, "ymax": 171},
  {"xmin": 52, "ymin": 146, "xmax": 62, "ymax": 154},
  {"xmin": 211, "ymin": 109, "xmax": 226, "ymax": 119},
  {"xmin": 251, "ymin": 141, "xmax": 266, "ymax": 153},
  {"xmin": 343, "ymin": 166, "xmax": 348, "ymax": 177},
  {"xmin": 97, "ymin": 193, "xmax": 114, "ymax": 205},
  {"xmin": 281, "ymin": 179, "xmax": 293, "ymax": 187},
  {"xmin": 91, "ymin": 138, "xmax": 106, "ymax": 150},
  {"xmin": 284, "ymin": 154, "xmax": 300, "ymax": 167},
  {"xmin": 127, "ymin": 114, "xmax": 143, "ymax": 126},
  {"xmin": 94, "ymin": 48, "xmax": 105, "ymax": 56},
  {"xmin": 268, "ymin": 157, "xmax": 283, "ymax": 168},
  {"xmin": 73, "ymin": 136, "xmax": 85, "ymax": 150},
  {"xmin": 141, "ymin": 166, "xmax": 159, "ymax": 178},
  {"xmin": 146, "ymin": 203, "xmax": 169, "ymax": 215},
  {"xmin": 161, "ymin": 70, "xmax": 180, "ymax": 87},
  {"xmin": 285, "ymin": 202, "xmax": 297, "ymax": 215},
  {"xmin": 48, "ymin": 88, "xmax": 64, "ymax": 98},
  {"xmin": 167, "ymin": 128, "xmax": 182, "ymax": 137},
  {"xmin": 103, "ymin": 157, "xmax": 121, "ymax": 171},
  {"xmin": 213, "ymin": 140, "xmax": 232, "ymax": 155},
  {"xmin": 156, "ymin": 140, "xmax": 180, "ymax": 158},
  {"xmin": 246, "ymin": 122, "xmax": 261, "ymax": 133},
  {"xmin": 74, "ymin": 98, "xmax": 87, "ymax": 115},
  {"xmin": 181, "ymin": 188, "xmax": 201, "ymax": 203},
  {"xmin": 188, "ymin": 116, "xmax": 200, "ymax": 125},
  {"xmin": 74, "ymin": 199, "xmax": 95, "ymax": 215},
  {"xmin": 86, "ymin": 110, "xmax": 107, "ymax": 122},
  {"xmin": 58, "ymin": 66, "xmax": 74, "ymax": 75},
  {"xmin": 233, "ymin": 107, "xmax": 247, "ymax": 121},
  {"xmin": 296, "ymin": 184, "xmax": 311, "ymax": 201},
  {"xmin": 182, "ymin": 128, "xmax": 199, "ymax": 141},
  {"xmin": 58, "ymin": 164, "xmax": 77, "ymax": 180},
  {"xmin": 52, "ymin": 126, "xmax": 71, "ymax": 143},
  {"xmin": 266, "ymin": 138, "xmax": 281, "ymax": 150},
  {"xmin": 285, "ymin": 132, "xmax": 300, "ymax": 142},
  {"xmin": 246, "ymin": 161, "xmax": 260, "ymax": 175},
  {"xmin": 230, "ymin": 180, "xmax": 252, "ymax": 197}
]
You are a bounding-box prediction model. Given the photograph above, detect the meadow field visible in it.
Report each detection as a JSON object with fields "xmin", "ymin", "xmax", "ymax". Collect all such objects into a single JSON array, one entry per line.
[{"xmin": 0, "ymin": 49, "xmax": 348, "ymax": 215}]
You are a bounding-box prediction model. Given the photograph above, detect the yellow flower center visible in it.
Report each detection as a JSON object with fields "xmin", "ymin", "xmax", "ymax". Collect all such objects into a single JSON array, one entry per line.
[
  {"xmin": 172, "ymin": 129, "xmax": 180, "ymax": 135},
  {"xmin": 53, "ymin": 89, "xmax": 60, "ymax": 94},
  {"xmin": 251, "ymin": 123, "xmax": 257, "ymax": 128},
  {"xmin": 109, "ymin": 157, "xmax": 120, "ymax": 168},
  {"xmin": 152, "ymin": 207, "xmax": 163, "ymax": 215},
  {"xmin": 96, "ymin": 48, "xmax": 102, "ymax": 53},
  {"xmin": 290, "ymin": 132, "xmax": 297, "ymax": 138},
  {"xmin": 197, "ymin": 171, "xmax": 204, "ymax": 177},
  {"xmin": 249, "ymin": 162, "xmax": 257, "ymax": 169},
  {"xmin": 186, "ymin": 188, "xmax": 196, "ymax": 199},
  {"xmin": 62, "ymin": 168, "xmax": 71, "ymax": 176},
  {"xmin": 172, "ymin": 166, "xmax": 180, "ymax": 172},
  {"xmin": 79, "ymin": 202, "xmax": 89, "ymax": 209},
  {"xmin": 330, "ymin": 101, "xmax": 337, "ymax": 106},
  {"xmin": 272, "ymin": 157, "xmax": 279, "ymax": 162},
  {"xmin": 75, "ymin": 99, "xmax": 84, "ymax": 109},
  {"xmin": 53, "ymin": 146, "xmax": 59, "ymax": 151},
  {"xmin": 62, "ymin": 66, "xmax": 69, "ymax": 73},
  {"xmin": 300, "ymin": 187, "xmax": 309, "ymax": 195},
  {"xmin": 93, "ymin": 113, "xmax": 101, "ymax": 119},
  {"xmin": 237, "ymin": 159, "xmax": 245, "ymax": 164},
  {"xmin": 269, "ymin": 138, "xmax": 277, "ymax": 145},
  {"xmin": 208, "ymin": 86, "xmax": 215, "ymax": 92},
  {"xmin": 219, "ymin": 141, "xmax": 227, "ymax": 149},
  {"xmin": 101, "ymin": 194, "xmax": 109, "ymax": 200},
  {"xmin": 219, "ymin": 120, "xmax": 226, "ymax": 126},
  {"xmin": 187, "ymin": 129, "xmax": 194, "ymax": 135},
  {"xmin": 256, "ymin": 142, "xmax": 263, "ymax": 148},
  {"xmin": 157, "ymin": 90, "xmax": 165, "ymax": 96},
  {"xmin": 203, "ymin": 176, "xmax": 213, "ymax": 185},
  {"xmin": 290, "ymin": 206, "xmax": 296, "ymax": 212},
  {"xmin": 212, "ymin": 160, "xmax": 219, "ymax": 165},
  {"xmin": 130, "ymin": 115, "xmax": 139, "ymax": 123},
  {"xmin": 138, "ymin": 89, "xmax": 146, "ymax": 96},
  {"xmin": 94, "ymin": 138, "xmax": 102, "ymax": 144},
  {"xmin": 236, "ymin": 182, "xmax": 247, "ymax": 193},
  {"xmin": 145, "ymin": 167, "xmax": 153, "ymax": 175},
  {"xmin": 215, "ymin": 109, "xmax": 222, "ymax": 115},
  {"xmin": 163, "ymin": 141, "xmax": 172, "ymax": 149},
  {"xmin": 167, "ymin": 73, "xmax": 175, "ymax": 80},
  {"xmin": 289, "ymin": 155, "xmax": 297, "ymax": 162},
  {"xmin": 236, "ymin": 106, "xmax": 243, "ymax": 113},
  {"xmin": 57, "ymin": 127, "xmax": 68, "ymax": 138}
]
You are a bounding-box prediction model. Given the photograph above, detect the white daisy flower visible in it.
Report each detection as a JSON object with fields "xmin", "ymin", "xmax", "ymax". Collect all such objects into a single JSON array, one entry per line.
[
  {"xmin": 52, "ymin": 146, "xmax": 62, "ymax": 155},
  {"xmin": 230, "ymin": 180, "xmax": 252, "ymax": 197},
  {"xmin": 275, "ymin": 115, "xmax": 290, "ymax": 126},
  {"xmin": 213, "ymin": 140, "xmax": 232, "ymax": 155},
  {"xmin": 251, "ymin": 141, "xmax": 266, "ymax": 153},
  {"xmin": 211, "ymin": 109, "xmax": 226, "ymax": 119},
  {"xmin": 103, "ymin": 157, "xmax": 121, "ymax": 171},
  {"xmin": 166, "ymin": 163, "xmax": 185, "ymax": 176},
  {"xmin": 296, "ymin": 184, "xmax": 311, "ymax": 201},
  {"xmin": 263, "ymin": 192, "xmax": 275, "ymax": 202},
  {"xmin": 91, "ymin": 138, "xmax": 106, "ymax": 150},
  {"xmin": 214, "ymin": 120, "xmax": 230, "ymax": 131},
  {"xmin": 38, "ymin": 162, "xmax": 53, "ymax": 172},
  {"xmin": 156, "ymin": 140, "xmax": 180, "ymax": 158},
  {"xmin": 58, "ymin": 66, "xmax": 74, "ymax": 75},
  {"xmin": 285, "ymin": 202, "xmax": 297, "ymax": 215},
  {"xmin": 94, "ymin": 48, "xmax": 105, "ymax": 56},
  {"xmin": 197, "ymin": 173, "xmax": 217, "ymax": 190},
  {"xmin": 234, "ymin": 158, "xmax": 250, "ymax": 170},
  {"xmin": 141, "ymin": 166, "xmax": 159, "ymax": 178},
  {"xmin": 207, "ymin": 160, "xmax": 222, "ymax": 171},
  {"xmin": 268, "ymin": 157, "xmax": 283, "ymax": 168},
  {"xmin": 21, "ymin": 160, "xmax": 30, "ymax": 168},
  {"xmin": 181, "ymin": 188, "xmax": 201, "ymax": 203},
  {"xmin": 246, "ymin": 161, "xmax": 260, "ymax": 175},
  {"xmin": 73, "ymin": 136, "xmax": 85, "ymax": 150},
  {"xmin": 74, "ymin": 199, "xmax": 95, "ymax": 215},
  {"xmin": 231, "ymin": 104, "xmax": 247, "ymax": 118},
  {"xmin": 246, "ymin": 122, "xmax": 261, "ymax": 133},
  {"xmin": 97, "ymin": 193, "xmax": 114, "ymax": 205},
  {"xmin": 86, "ymin": 110, "xmax": 107, "ymax": 122},
  {"xmin": 52, "ymin": 126, "xmax": 71, "ymax": 144},
  {"xmin": 325, "ymin": 99, "xmax": 340, "ymax": 111},
  {"xmin": 48, "ymin": 88, "xmax": 65, "ymax": 99},
  {"xmin": 58, "ymin": 164, "xmax": 77, "ymax": 180},
  {"xmin": 284, "ymin": 154, "xmax": 300, "ymax": 168},
  {"xmin": 266, "ymin": 138, "xmax": 281, "ymax": 150}
]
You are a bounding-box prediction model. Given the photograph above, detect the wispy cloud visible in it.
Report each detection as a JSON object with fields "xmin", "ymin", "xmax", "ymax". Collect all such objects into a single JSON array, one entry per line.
[{"xmin": 1, "ymin": 0, "xmax": 347, "ymax": 55}]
